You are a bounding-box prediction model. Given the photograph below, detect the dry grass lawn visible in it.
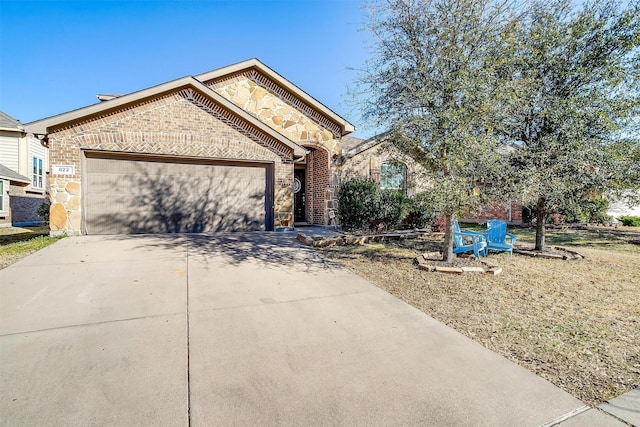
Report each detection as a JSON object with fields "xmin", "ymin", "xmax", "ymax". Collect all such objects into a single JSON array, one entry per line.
[{"xmin": 318, "ymin": 226, "xmax": 640, "ymax": 406}]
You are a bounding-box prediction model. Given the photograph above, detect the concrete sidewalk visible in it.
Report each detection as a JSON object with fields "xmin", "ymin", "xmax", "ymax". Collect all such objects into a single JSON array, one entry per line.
[{"xmin": 0, "ymin": 234, "xmax": 630, "ymax": 426}]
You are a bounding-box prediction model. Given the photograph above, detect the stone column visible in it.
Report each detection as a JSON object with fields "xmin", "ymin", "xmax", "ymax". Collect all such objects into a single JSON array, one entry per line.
[{"xmin": 49, "ymin": 178, "xmax": 82, "ymax": 235}]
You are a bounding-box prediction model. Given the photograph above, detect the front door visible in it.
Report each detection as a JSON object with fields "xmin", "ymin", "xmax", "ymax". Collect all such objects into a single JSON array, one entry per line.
[{"xmin": 294, "ymin": 169, "xmax": 306, "ymax": 222}]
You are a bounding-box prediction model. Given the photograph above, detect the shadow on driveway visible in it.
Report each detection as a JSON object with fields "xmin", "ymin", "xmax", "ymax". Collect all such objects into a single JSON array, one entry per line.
[{"xmin": 103, "ymin": 231, "xmax": 338, "ymax": 273}]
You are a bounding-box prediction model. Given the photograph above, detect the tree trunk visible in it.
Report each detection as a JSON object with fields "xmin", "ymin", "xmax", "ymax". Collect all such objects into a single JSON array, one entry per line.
[
  {"xmin": 442, "ymin": 210, "xmax": 454, "ymax": 262},
  {"xmin": 535, "ymin": 196, "xmax": 546, "ymax": 251}
]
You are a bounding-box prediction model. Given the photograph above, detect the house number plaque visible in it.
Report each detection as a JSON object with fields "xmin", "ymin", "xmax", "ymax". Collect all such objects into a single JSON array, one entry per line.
[{"xmin": 52, "ymin": 165, "xmax": 75, "ymax": 175}]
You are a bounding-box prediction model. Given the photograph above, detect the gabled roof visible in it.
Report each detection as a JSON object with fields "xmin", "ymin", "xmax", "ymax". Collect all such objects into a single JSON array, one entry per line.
[
  {"xmin": 25, "ymin": 75, "xmax": 308, "ymax": 157},
  {"xmin": 196, "ymin": 58, "xmax": 356, "ymax": 136},
  {"xmin": 341, "ymin": 135, "xmax": 365, "ymax": 152},
  {"xmin": 0, "ymin": 164, "xmax": 30, "ymax": 185},
  {"xmin": 344, "ymin": 132, "xmax": 390, "ymax": 159},
  {"xmin": 0, "ymin": 111, "xmax": 24, "ymax": 133}
]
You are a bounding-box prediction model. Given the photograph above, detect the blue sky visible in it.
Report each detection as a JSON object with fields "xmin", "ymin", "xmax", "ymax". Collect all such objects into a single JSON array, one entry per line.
[{"xmin": 0, "ymin": 0, "xmax": 372, "ymax": 136}]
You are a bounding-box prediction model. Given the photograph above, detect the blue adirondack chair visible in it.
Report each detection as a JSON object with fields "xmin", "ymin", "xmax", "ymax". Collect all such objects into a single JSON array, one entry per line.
[
  {"xmin": 453, "ymin": 220, "xmax": 487, "ymax": 258},
  {"xmin": 483, "ymin": 219, "xmax": 517, "ymax": 256}
]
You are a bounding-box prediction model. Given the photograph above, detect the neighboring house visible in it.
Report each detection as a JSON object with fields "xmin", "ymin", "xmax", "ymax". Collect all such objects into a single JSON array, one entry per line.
[
  {"xmin": 0, "ymin": 111, "xmax": 48, "ymax": 227},
  {"xmin": 25, "ymin": 59, "xmax": 355, "ymax": 235},
  {"xmin": 341, "ymin": 134, "xmax": 430, "ymax": 197}
]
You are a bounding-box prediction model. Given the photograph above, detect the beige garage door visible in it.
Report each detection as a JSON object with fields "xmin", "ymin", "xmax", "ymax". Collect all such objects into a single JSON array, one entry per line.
[{"xmin": 84, "ymin": 153, "xmax": 272, "ymax": 234}]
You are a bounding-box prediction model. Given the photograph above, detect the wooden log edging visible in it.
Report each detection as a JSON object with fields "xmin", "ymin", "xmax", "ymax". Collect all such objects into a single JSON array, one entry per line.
[
  {"xmin": 512, "ymin": 246, "xmax": 584, "ymax": 260},
  {"xmin": 296, "ymin": 231, "xmax": 434, "ymax": 248},
  {"xmin": 415, "ymin": 252, "xmax": 502, "ymax": 275}
]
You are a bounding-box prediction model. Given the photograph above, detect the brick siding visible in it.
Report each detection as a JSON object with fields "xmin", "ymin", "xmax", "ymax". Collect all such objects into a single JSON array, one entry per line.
[
  {"xmin": 307, "ymin": 147, "xmax": 329, "ymax": 224},
  {"xmin": 463, "ymin": 201, "xmax": 523, "ymax": 224},
  {"xmin": 1, "ymin": 184, "xmax": 45, "ymax": 226},
  {"xmin": 47, "ymin": 90, "xmax": 295, "ymax": 234},
  {"xmin": 10, "ymin": 194, "xmax": 46, "ymax": 224}
]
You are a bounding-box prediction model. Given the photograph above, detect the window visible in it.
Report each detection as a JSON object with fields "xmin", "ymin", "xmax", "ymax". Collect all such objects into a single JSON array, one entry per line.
[
  {"xmin": 380, "ymin": 161, "xmax": 407, "ymax": 192},
  {"xmin": 32, "ymin": 157, "xmax": 44, "ymax": 189}
]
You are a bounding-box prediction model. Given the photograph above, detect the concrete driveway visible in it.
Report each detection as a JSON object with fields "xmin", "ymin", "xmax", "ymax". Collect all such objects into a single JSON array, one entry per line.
[{"xmin": 1, "ymin": 233, "xmax": 592, "ymax": 426}]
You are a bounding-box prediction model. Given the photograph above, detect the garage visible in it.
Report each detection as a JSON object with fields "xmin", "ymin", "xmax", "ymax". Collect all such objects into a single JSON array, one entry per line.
[{"xmin": 83, "ymin": 152, "xmax": 273, "ymax": 234}]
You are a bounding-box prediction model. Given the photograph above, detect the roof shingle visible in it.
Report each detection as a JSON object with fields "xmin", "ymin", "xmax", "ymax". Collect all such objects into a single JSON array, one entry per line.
[
  {"xmin": 0, "ymin": 164, "xmax": 30, "ymax": 184},
  {"xmin": 0, "ymin": 111, "xmax": 24, "ymax": 131}
]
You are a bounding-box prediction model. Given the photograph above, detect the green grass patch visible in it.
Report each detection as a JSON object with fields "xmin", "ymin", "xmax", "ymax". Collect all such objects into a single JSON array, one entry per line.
[
  {"xmin": 0, "ymin": 225, "xmax": 50, "ymax": 244},
  {"xmin": 0, "ymin": 233, "xmax": 63, "ymax": 269},
  {"xmin": 619, "ymin": 216, "xmax": 640, "ymax": 227}
]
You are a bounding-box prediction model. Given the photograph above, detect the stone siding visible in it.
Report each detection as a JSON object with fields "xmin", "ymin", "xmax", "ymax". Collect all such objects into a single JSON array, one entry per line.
[
  {"xmin": 208, "ymin": 74, "xmax": 342, "ymax": 149},
  {"xmin": 274, "ymin": 161, "xmax": 294, "ymax": 228},
  {"xmin": 208, "ymin": 73, "xmax": 343, "ymax": 224},
  {"xmin": 47, "ymin": 89, "xmax": 295, "ymax": 235}
]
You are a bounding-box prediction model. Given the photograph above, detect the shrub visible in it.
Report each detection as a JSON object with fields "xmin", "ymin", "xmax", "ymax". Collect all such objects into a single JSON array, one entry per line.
[
  {"xmin": 378, "ymin": 190, "xmax": 405, "ymax": 230},
  {"xmin": 37, "ymin": 201, "xmax": 50, "ymax": 222},
  {"xmin": 522, "ymin": 195, "xmax": 610, "ymax": 224},
  {"xmin": 403, "ymin": 192, "xmax": 440, "ymax": 229},
  {"xmin": 431, "ymin": 216, "xmax": 447, "ymax": 232},
  {"xmin": 584, "ymin": 196, "xmax": 610, "ymax": 224},
  {"xmin": 337, "ymin": 178, "xmax": 380, "ymax": 231},
  {"xmin": 560, "ymin": 195, "xmax": 609, "ymax": 224},
  {"xmin": 619, "ymin": 216, "xmax": 640, "ymax": 227},
  {"xmin": 337, "ymin": 183, "xmax": 444, "ymax": 232}
]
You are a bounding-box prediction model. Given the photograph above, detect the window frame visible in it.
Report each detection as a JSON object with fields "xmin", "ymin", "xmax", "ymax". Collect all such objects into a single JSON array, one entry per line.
[{"xmin": 32, "ymin": 156, "xmax": 44, "ymax": 190}]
